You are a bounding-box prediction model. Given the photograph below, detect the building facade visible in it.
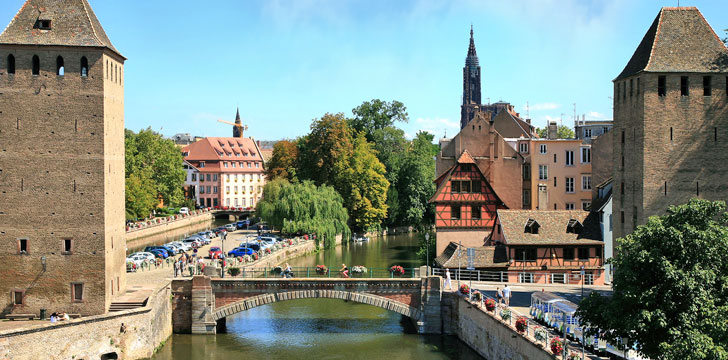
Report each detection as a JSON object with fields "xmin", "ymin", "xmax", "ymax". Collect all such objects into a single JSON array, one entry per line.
[
  {"xmin": 182, "ymin": 132, "xmax": 266, "ymax": 209},
  {"xmin": 574, "ymin": 118, "xmax": 613, "ymax": 144},
  {"xmin": 613, "ymin": 7, "xmax": 728, "ymax": 239},
  {"xmin": 0, "ymin": 0, "xmax": 126, "ymax": 316}
]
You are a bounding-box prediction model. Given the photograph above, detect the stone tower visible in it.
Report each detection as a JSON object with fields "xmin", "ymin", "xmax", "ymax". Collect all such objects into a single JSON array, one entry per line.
[
  {"xmin": 460, "ymin": 25, "xmax": 482, "ymax": 129},
  {"xmin": 0, "ymin": 0, "xmax": 127, "ymax": 316},
  {"xmin": 612, "ymin": 7, "xmax": 728, "ymax": 239}
]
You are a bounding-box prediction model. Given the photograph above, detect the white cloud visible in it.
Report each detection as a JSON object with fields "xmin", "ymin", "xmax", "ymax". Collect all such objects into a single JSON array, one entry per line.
[
  {"xmin": 587, "ymin": 111, "xmax": 607, "ymax": 119},
  {"xmin": 528, "ymin": 102, "xmax": 560, "ymax": 111}
]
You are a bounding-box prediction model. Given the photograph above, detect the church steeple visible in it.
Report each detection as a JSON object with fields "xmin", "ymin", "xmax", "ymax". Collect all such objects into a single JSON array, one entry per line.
[
  {"xmin": 233, "ymin": 107, "xmax": 243, "ymax": 138},
  {"xmin": 461, "ymin": 25, "xmax": 482, "ymax": 129}
]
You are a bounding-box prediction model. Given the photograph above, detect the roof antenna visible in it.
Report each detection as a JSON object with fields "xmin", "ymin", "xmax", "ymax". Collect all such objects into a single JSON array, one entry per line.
[{"xmin": 526, "ymin": 101, "xmax": 530, "ymax": 119}]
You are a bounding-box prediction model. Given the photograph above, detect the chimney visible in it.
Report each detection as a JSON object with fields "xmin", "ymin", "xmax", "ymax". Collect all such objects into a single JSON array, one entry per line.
[
  {"xmin": 548, "ymin": 121, "xmax": 558, "ymax": 140},
  {"xmin": 257, "ymin": 140, "xmax": 261, "ymax": 147},
  {"xmin": 526, "ymin": 118, "xmax": 531, "ymax": 124}
]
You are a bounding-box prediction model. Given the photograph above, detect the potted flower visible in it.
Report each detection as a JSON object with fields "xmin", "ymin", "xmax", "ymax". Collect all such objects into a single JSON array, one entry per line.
[
  {"xmin": 316, "ymin": 265, "xmax": 328, "ymax": 274},
  {"xmin": 485, "ymin": 298, "xmax": 496, "ymax": 311},
  {"xmin": 264, "ymin": 248, "xmax": 272, "ymax": 254},
  {"xmin": 459, "ymin": 283, "xmax": 470, "ymax": 295},
  {"xmin": 351, "ymin": 266, "xmax": 367, "ymax": 275},
  {"xmin": 550, "ymin": 337, "xmax": 564, "ymax": 356},
  {"xmin": 288, "ymin": 239, "xmax": 294, "ymax": 246},
  {"xmin": 242, "ymin": 254, "xmax": 251, "ymax": 263},
  {"xmin": 567, "ymin": 352, "xmax": 581, "ymax": 360},
  {"xmin": 533, "ymin": 327, "xmax": 548, "ymax": 344},
  {"xmin": 500, "ymin": 308, "xmax": 512, "ymax": 322},
  {"xmin": 390, "ymin": 265, "xmax": 405, "ymax": 276},
  {"xmin": 515, "ymin": 317, "xmax": 528, "ymax": 333},
  {"xmin": 471, "ymin": 291, "xmax": 482, "ymax": 302},
  {"xmin": 252, "ymin": 252, "xmax": 259, "ymax": 261}
]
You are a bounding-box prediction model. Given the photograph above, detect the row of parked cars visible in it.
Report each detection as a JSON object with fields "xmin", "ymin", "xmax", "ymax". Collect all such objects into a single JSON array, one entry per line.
[
  {"xmin": 227, "ymin": 234, "xmax": 284, "ymax": 257},
  {"xmin": 126, "ymin": 229, "xmax": 222, "ymax": 268}
]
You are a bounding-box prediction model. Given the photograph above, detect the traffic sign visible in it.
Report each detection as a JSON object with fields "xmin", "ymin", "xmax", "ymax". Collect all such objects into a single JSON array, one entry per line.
[{"xmin": 466, "ymin": 248, "xmax": 475, "ymax": 270}]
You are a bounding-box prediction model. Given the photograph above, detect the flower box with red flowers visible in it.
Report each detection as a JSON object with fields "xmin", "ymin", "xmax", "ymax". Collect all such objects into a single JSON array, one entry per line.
[
  {"xmin": 389, "ymin": 265, "xmax": 405, "ymax": 276},
  {"xmin": 459, "ymin": 283, "xmax": 470, "ymax": 295},
  {"xmin": 485, "ymin": 298, "xmax": 496, "ymax": 311},
  {"xmin": 550, "ymin": 337, "xmax": 564, "ymax": 355},
  {"xmin": 515, "ymin": 317, "xmax": 528, "ymax": 333}
]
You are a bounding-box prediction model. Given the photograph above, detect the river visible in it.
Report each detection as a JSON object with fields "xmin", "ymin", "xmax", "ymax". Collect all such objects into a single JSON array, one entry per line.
[{"xmin": 152, "ymin": 232, "xmax": 483, "ymax": 359}]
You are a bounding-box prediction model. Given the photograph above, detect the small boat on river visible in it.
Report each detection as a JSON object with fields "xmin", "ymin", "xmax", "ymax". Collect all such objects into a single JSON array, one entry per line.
[{"xmin": 351, "ymin": 234, "xmax": 370, "ymax": 242}]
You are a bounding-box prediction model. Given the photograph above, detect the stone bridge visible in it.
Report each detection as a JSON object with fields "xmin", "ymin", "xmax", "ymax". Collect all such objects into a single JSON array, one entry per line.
[{"xmin": 171, "ymin": 271, "xmax": 443, "ymax": 335}]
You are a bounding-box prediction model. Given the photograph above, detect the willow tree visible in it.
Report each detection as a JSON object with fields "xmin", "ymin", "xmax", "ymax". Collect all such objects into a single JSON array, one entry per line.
[{"xmin": 256, "ymin": 179, "xmax": 350, "ymax": 249}]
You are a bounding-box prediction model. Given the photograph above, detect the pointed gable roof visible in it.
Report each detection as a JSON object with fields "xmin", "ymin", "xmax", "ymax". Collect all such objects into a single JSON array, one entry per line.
[
  {"xmin": 0, "ymin": 0, "xmax": 122, "ymax": 58},
  {"xmin": 456, "ymin": 149, "xmax": 476, "ymax": 164},
  {"xmin": 615, "ymin": 7, "xmax": 728, "ymax": 81}
]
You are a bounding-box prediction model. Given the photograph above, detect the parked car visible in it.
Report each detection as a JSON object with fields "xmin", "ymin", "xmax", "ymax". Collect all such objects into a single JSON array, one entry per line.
[
  {"xmin": 208, "ymin": 246, "xmax": 223, "ymax": 258},
  {"xmin": 148, "ymin": 249, "xmax": 167, "ymax": 259},
  {"xmin": 236, "ymin": 220, "xmax": 249, "ymax": 229},
  {"xmin": 168, "ymin": 241, "xmax": 191, "ymax": 252},
  {"xmin": 182, "ymin": 238, "xmax": 202, "ymax": 248},
  {"xmin": 179, "ymin": 207, "xmax": 189, "ymax": 214},
  {"xmin": 228, "ymin": 247, "xmax": 256, "ymax": 257},
  {"xmin": 126, "ymin": 253, "xmax": 148, "ymax": 266},
  {"xmin": 237, "ymin": 242, "xmax": 261, "ymax": 252},
  {"xmin": 189, "ymin": 234, "xmax": 209, "ymax": 245},
  {"xmin": 224, "ymin": 224, "xmax": 236, "ymax": 232},
  {"xmin": 164, "ymin": 243, "xmax": 184, "ymax": 254},
  {"xmin": 144, "ymin": 246, "xmax": 170, "ymax": 256},
  {"xmin": 132, "ymin": 252, "xmax": 156, "ymax": 261},
  {"xmin": 205, "ymin": 230, "xmax": 216, "ymax": 238}
]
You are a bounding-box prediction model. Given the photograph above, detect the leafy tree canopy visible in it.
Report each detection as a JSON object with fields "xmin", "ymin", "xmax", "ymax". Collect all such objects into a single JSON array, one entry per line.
[
  {"xmin": 350, "ymin": 99, "xmax": 408, "ymax": 140},
  {"xmin": 256, "ymin": 179, "xmax": 350, "ymax": 249},
  {"xmin": 296, "ymin": 113, "xmax": 353, "ymax": 189},
  {"xmin": 396, "ymin": 131, "xmax": 438, "ymax": 228},
  {"xmin": 264, "ymin": 139, "xmax": 299, "ymax": 182},
  {"xmin": 535, "ymin": 125, "xmax": 575, "ymax": 139},
  {"xmin": 576, "ymin": 199, "xmax": 728, "ymax": 360},
  {"xmin": 125, "ymin": 128, "xmax": 186, "ymax": 218},
  {"xmin": 342, "ymin": 132, "xmax": 390, "ymax": 231}
]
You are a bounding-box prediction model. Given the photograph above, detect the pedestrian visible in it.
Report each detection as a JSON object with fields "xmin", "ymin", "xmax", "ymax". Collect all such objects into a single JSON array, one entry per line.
[
  {"xmin": 340, "ymin": 263, "xmax": 349, "ymax": 278},
  {"xmin": 503, "ymin": 284, "xmax": 511, "ymax": 307},
  {"xmin": 496, "ymin": 287, "xmax": 504, "ymax": 305},
  {"xmin": 173, "ymin": 260, "xmax": 179, "ymax": 277},
  {"xmin": 444, "ymin": 268, "xmax": 453, "ymax": 290}
]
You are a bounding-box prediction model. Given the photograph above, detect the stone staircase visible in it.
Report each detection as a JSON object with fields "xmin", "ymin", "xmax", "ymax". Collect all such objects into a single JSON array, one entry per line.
[{"xmin": 109, "ymin": 286, "xmax": 152, "ymax": 312}]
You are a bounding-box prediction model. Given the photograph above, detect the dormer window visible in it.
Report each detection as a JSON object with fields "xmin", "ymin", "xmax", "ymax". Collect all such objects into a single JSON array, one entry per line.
[
  {"xmin": 199, "ymin": 161, "xmax": 205, "ymax": 168},
  {"xmin": 36, "ymin": 20, "xmax": 51, "ymax": 30},
  {"xmin": 524, "ymin": 218, "xmax": 540, "ymax": 234},
  {"xmin": 567, "ymin": 218, "xmax": 583, "ymax": 234},
  {"xmin": 182, "ymin": 152, "xmax": 189, "ymax": 157}
]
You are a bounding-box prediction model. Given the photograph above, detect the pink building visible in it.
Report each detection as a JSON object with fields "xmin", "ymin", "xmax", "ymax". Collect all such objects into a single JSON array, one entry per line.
[{"xmin": 182, "ymin": 137, "xmax": 266, "ymax": 209}]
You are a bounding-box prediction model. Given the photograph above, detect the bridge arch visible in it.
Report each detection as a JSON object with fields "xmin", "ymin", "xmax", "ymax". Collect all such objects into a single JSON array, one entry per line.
[{"xmin": 211, "ymin": 289, "xmax": 421, "ymax": 321}]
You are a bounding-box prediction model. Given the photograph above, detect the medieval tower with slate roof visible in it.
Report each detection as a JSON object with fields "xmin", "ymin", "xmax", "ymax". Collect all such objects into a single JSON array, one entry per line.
[
  {"xmin": 613, "ymin": 7, "xmax": 728, "ymax": 240},
  {"xmin": 0, "ymin": 0, "xmax": 126, "ymax": 316}
]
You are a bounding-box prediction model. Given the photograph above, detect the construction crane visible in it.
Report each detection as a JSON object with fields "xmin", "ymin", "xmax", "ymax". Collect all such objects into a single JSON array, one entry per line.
[{"xmin": 217, "ymin": 119, "xmax": 248, "ymax": 138}]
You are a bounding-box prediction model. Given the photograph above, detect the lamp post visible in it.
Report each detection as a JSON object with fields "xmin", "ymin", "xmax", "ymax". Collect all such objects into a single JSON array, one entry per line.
[
  {"xmin": 221, "ymin": 232, "xmax": 226, "ymax": 278},
  {"xmin": 425, "ymin": 233, "xmax": 430, "ymax": 275},
  {"xmin": 41, "ymin": 256, "xmax": 46, "ymax": 272},
  {"xmin": 458, "ymin": 238, "xmax": 462, "ymax": 287}
]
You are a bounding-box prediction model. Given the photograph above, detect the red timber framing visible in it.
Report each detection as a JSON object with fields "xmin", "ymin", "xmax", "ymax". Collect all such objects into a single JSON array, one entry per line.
[{"xmin": 430, "ymin": 150, "xmax": 507, "ymax": 230}]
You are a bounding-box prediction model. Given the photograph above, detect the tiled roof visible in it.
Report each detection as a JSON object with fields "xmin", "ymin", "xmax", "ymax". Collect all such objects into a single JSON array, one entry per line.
[
  {"xmin": 497, "ymin": 210, "xmax": 602, "ymax": 246},
  {"xmin": 456, "ymin": 149, "xmax": 476, "ymax": 164},
  {"xmin": 182, "ymin": 137, "xmax": 264, "ymax": 172},
  {"xmin": 0, "ymin": 0, "xmax": 122, "ymax": 57},
  {"xmin": 615, "ymin": 7, "xmax": 728, "ymax": 81},
  {"xmin": 435, "ymin": 242, "xmax": 509, "ymax": 269}
]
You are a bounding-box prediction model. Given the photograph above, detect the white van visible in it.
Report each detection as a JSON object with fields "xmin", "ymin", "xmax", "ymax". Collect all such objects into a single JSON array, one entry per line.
[{"xmin": 179, "ymin": 207, "xmax": 189, "ymax": 215}]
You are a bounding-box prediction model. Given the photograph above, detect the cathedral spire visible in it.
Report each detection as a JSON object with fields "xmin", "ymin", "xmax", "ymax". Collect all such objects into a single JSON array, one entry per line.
[
  {"xmin": 235, "ymin": 107, "xmax": 241, "ymax": 123},
  {"xmin": 468, "ymin": 24, "xmax": 477, "ymax": 57},
  {"xmin": 233, "ymin": 107, "xmax": 243, "ymax": 138},
  {"xmin": 460, "ymin": 25, "xmax": 482, "ymax": 129}
]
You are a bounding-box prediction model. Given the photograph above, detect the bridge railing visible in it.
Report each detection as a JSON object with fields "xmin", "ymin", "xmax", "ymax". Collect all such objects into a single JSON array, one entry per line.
[
  {"xmin": 431, "ymin": 268, "xmax": 595, "ymax": 285},
  {"xmin": 223, "ymin": 266, "xmax": 418, "ymax": 279}
]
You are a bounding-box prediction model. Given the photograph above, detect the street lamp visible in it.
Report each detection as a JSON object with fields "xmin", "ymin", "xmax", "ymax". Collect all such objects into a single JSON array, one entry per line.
[
  {"xmin": 41, "ymin": 256, "xmax": 46, "ymax": 272},
  {"xmin": 221, "ymin": 232, "xmax": 226, "ymax": 278},
  {"xmin": 425, "ymin": 233, "xmax": 430, "ymax": 275}
]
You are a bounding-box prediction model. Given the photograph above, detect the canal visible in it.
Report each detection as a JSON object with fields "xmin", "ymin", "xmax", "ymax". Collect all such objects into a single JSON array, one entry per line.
[{"xmin": 152, "ymin": 233, "xmax": 483, "ymax": 359}]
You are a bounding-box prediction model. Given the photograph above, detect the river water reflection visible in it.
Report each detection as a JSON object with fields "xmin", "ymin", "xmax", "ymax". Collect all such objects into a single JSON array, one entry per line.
[{"xmin": 153, "ymin": 233, "xmax": 483, "ymax": 360}]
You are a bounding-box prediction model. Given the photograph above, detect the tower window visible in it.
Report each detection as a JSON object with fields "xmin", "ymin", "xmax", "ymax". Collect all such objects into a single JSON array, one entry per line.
[
  {"xmin": 703, "ymin": 76, "xmax": 711, "ymax": 96},
  {"xmin": 80, "ymin": 57, "xmax": 88, "ymax": 77},
  {"xmin": 715, "ymin": 127, "xmax": 718, "ymax": 142},
  {"xmin": 670, "ymin": 127, "xmax": 673, "ymax": 142},
  {"xmin": 680, "ymin": 76, "xmax": 689, "ymax": 96},
  {"xmin": 35, "ymin": 20, "xmax": 51, "ymax": 30},
  {"xmin": 19, "ymin": 239, "xmax": 28, "ymax": 253},
  {"xmin": 696, "ymin": 182, "xmax": 700, "ymax": 196},
  {"xmin": 7, "ymin": 54, "xmax": 15, "ymax": 74},
  {"xmin": 629, "ymin": 79, "xmax": 633, "ymax": 97},
  {"xmin": 621, "ymin": 129, "xmax": 625, "ymax": 143},
  {"xmin": 63, "ymin": 239, "xmax": 72, "ymax": 254},
  {"xmin": 56, "ymin": 56, "xmax": 64, "ymax": 76},
  {"xmin": 658, "ymin": 76, "xmax": 666, "ymax": 97},
  {"xmin": 32, "ymin": 55, "xmax": 39, "ymax": 75},
  {"xmin": 13, "ymin": 291, "xmax": 23, "ymax": 305}
]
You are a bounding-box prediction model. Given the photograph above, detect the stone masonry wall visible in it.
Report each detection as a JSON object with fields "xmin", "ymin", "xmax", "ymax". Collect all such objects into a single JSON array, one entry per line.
[
  {"xmin": 125, "ymin": 213, "xmax": 213, "ymax": 251},
  {"xmin": 0, "ymin": 282, "xmax": 173, "ymax": 360},
  {"xmin": 446, "ymin": 293, "xmax": 552, "ymax": 360}
]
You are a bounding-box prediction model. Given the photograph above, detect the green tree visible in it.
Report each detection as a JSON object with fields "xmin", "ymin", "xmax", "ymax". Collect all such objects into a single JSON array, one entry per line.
[
  {"xmin": 256, "ymin": 179, "xmax": 350, "ymax": 249},
  {"xmin": 350, "ymin": 99, "xmax": 408, "ymax": 141},
  {"xmin": 296, "ymin": 113, "xmax": 353, "ymax": 190},
  {"xmin": 343, "ymin": 132, "xmax": 390, "ymax": 231},
  {"xmin": 264, "ymin": 139, "xmax": 299, "ymax": 181},
  {"xmin": 396, "ymin": 131, "xmax": 438, "ymax": 228},
  {"xmin": 535, "ymin": 125, "xmax": 575, "ymax": 139},
  {"xmin": 125, "ymin": 128, "xmax": 186, "ymax": 216},
  {"xmin": 416, "ymin": 232, "xmax": 436, "ymax": 265},
  {"xmin": 576, "ymin": 199, "xmax": 728, "ymax": 360},
  {"xmin": 125, "ymin": 170, "xmax": 157, "ymax": 219}
]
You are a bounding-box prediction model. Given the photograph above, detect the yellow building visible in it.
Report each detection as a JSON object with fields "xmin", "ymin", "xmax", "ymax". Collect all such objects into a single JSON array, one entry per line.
[{"xmin": 509, "ymin": 123, "xmax": 593, "ymax": 211}]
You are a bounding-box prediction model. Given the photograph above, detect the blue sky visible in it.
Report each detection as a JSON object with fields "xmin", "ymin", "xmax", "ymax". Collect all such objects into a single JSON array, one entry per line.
[{"xmin": 2, "ymin": 0, "xmax": 727, "ymax": 141}]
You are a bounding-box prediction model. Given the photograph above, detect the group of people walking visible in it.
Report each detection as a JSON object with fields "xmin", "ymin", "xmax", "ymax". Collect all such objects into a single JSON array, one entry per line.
[
  {"xmin": 173, "ymin": 253, "xmax": 204, "ymax": 277},
  {"xmin": 443, "ymin": 268, "xmax": 512, "ymax": 306}
]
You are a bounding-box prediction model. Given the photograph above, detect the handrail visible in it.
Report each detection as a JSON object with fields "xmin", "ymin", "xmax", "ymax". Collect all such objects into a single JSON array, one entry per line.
[
  {"xmin": 220, "ymin": 266, "xmax": 419, "ymax": 279},
  {"xmin": 432, "ymin": 267, "xmax": 596, "ymax": 285}
]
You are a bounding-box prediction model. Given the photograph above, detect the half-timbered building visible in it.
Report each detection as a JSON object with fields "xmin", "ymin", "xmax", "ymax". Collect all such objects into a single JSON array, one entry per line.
[
  {"xmin": 430, "ymin": 149, "xmax": 508, "ymax": 254},
  {"xmin": 488, "ymin": 210, "xmax": 605, "ymax": 285}
]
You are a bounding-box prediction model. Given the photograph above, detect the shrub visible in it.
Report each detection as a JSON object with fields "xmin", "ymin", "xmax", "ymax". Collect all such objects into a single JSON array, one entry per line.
[{"xmin": 227, "ymin": 267, "xmax": 241, "ymax": 277}]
